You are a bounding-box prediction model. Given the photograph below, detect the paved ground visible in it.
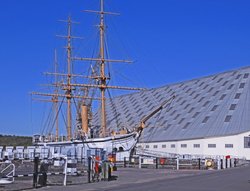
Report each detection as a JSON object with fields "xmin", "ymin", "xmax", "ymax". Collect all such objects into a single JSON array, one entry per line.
[{"xmin": 1, "ymin": 165, "xmax": 250, "ymax": 191}]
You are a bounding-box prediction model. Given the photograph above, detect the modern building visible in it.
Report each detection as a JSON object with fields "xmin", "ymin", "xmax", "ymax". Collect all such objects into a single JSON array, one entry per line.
[{"xmin": 94, "ymin": 66, "xmax": 250, "ymax": 159}]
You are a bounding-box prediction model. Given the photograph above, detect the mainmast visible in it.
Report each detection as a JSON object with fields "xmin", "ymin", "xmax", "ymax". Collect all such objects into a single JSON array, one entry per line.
[
  {"xmin": 99, "ymin": 0, "xmax": 107, "ymax": 137},
  {"xmin": 73, "ymin": 0, "xmax": 144, "ymax": 138}
]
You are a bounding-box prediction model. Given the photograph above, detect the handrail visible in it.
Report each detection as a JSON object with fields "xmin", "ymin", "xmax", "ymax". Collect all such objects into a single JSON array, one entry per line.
[{"xmin": 0, "ymin": 162, "xmax": 15, "ymax": 184}]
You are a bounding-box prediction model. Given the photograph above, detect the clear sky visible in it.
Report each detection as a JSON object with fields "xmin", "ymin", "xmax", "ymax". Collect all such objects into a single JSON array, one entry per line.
[{"xmin": 0, "ymin": 0, "xmax": 250, "ymax": 136}]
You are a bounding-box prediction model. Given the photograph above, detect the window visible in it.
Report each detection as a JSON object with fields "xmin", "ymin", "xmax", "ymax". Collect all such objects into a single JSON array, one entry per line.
[
  {"xmin": 171, "ymin": 144, "xmax": 176, "ymax": 148},
  {"xmin": 234, "ymin": 93, "xmax": 241, "ymax": 99},
  {"xmin": 212, "ymin": 76, "xmax": 217, "ymax": 80},
  {"xmin": 244, "ymin": 137, "xmax": 250, "ymax": 148},
  {"xmin": 198, "ymin": 97, "xmax": 205, "ymax": 102},
  {"xmin": 188, "ymin": 107, "xmax": 194, "ymax": 113},
  {"xmin": 153, "ymin": 145, "xmax": 158, "ymax": 149},
  {"xmin": 211, "ymin": 105, "xmax": 218, "ymax": 111},
  {"xmin": 167, "ymin": 106, "xmax": 173, "ymax": 112},
  {"xmin": 179, "ymin": 83, "xmax": 184, "ymax": 88},
  {"xmin": 181, "ymin": 144, "xmax": 187, "ymax": 148},
  {"xmin": 203, "ymin": 85, "xmax": 209, "ymax": 89},
  {"xmin": 199, "ymin": 82, "xmax": 205, "ymax": 87},
  {"xmin": 194, "ymin": 94, "xmax": 200, "ymax": 99},
  {"xmin": 243, "ymin": 73, "xmax": 249, "ymax": 79},
  {"xmin": 162, "ymin": 144, "xmax": 166, "ymax": 148},
  {"xmin": 224, "ymin": 115, "xmax": 232, "ymax": 122},
  {"xmin": 182, "ymin": 86, "xmax": 188, "ymax": 91},
  {"xmin": 190, "ymin": 91, "xmax": 196, "ymax": 96},
  {"xmin": 236, "ymin": 74, "xmax": 241, "ymax": 79},
  {"xmin": 176, "ymin": 97, "xmax": 182, "ymax": 102},
  {"xmin": 178, "ymin": 118, "xmax": 185, "ymax": 124},
  {"xmin": 222, "ymin": 81, "xmax": 228, "ymax": 86},
  {"xmin": 180, "ymin": 100, "xmax": 186, "ymax": 105},
  {"xmin": 203, "ymin": 101, "xmax": 210, "ymax": 107},
  {"xmin": 228, "ymin": 84, "xmax": 234, "ymax": 90},
  {"xmin": 213, "ymin": 91, "xmax": 219, "ymax": 96},
  {"xmin": 229, "ymin": 104, "xmax": 237, "ymax": 110},
  {"xmin": 202, "ymin": 116, "xmax": 210, "ymax": 123},
  {"xmin": 145, "ymin": 145, "xmax": 149, "ymax": 148},
  {"xmin": 167, "ymin": 88, "xmax": 173, "ymax": 94},
  {"xmin": 184, "ymin": 104, "xmax": 190, "ymax": 109},
  {"xmin": 208, "ymin": 87, "xmax": 214, "ymax": 92},
  {"xmin": 239, "ymin": 83, "xmax": 245, "ymax": 89},
  {"xmin": 192, "ymin": 112, "xmax": 200, "ymax": 118},
  {"xmin": 193, "ymin": 144, "xmax": 200, "ymax": 148},
  {"xmin": 208, "ymin": 144, "xmax": 216, "ymax": 148},
  {"xmin": 185, "ymin": 88, "xmax": 191, "ymax": 93},
  {"xmin": 174, "ymin": 114, "xmax": 180, "ymax": 120},
  {"xmin": 225, "ymin": 144, "xmax": 233, "ymax": 148},
  {"xmin": 217, "ymin": 78, "xmax": 223, "ymax": 83},
  {"xmin": 183, "ymin": 122, "xmax": 191, "ymax": 129},
  {"xmin": 170, "ymin": 110, "xmax": 176, "ymax": 116},
  {"xmin": 219, "ymin": 94, "xmax": 226, "ymax": 100}
]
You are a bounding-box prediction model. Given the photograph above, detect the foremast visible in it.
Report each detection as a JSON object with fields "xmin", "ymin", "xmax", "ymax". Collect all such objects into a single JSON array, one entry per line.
[
  {"xmin": 65, "ymin": 16, "xmax": 73, "ymax": 141},
  {"xmin": 31, "ymin": 16, "xmax": 84, "ymax": 141}
]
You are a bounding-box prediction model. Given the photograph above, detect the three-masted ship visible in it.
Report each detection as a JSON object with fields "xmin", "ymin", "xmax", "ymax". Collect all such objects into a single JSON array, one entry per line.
[{"xmin": 31, "ymin": 0, "xmax": 174, "ymax": 160}]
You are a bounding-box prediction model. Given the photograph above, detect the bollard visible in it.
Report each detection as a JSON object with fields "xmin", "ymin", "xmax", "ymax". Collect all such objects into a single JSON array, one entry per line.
[
  {"xmin": 217, "ymin": 159, "xmax": 220, "ymax": 170},
  {"xmin": 33, "ymin": 157, "xmax": 39, "ymax": 188},
  {"xmin": 176, "ymin": 157, "xmax": 179, "ymax": 170},
  {"xmin": 234, "ymin": 158, "xmax": 237, "ymax": 167},
  {"xmin": 124, "ymin": 157, "xmax": 126, "ymax": 168},
  {"xmin": 155, "ymin": 157, "xmax": 158, "ymax": 169},
  {"xmin": 88, "ymin": 157, "xmax": 91, "ymax": 183},
  {"xmin": 220, "ymin": 159, "xmax": 223, "ymax": 169},
  {"xmin": 139, "ymin": 156, "xmax": 142, "ymax": 169},
  {"xmin": 227, "ymin": 159, "xmax": 230, "ymax": 168},
  {"xmin": 198, "ymin": 158, "xmax": 201, "ymax": 170}
]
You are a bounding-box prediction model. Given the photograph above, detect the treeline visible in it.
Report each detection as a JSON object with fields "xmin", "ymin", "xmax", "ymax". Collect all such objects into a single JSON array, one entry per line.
[{"xmin": 0, "ymin": 135, "xmax": 32, "ymax": 147}]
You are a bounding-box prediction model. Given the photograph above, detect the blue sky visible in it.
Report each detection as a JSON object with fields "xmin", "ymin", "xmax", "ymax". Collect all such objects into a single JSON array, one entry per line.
[{"xmin": 0, "ymin": 0, "xmax": 250, "ymax": 136}]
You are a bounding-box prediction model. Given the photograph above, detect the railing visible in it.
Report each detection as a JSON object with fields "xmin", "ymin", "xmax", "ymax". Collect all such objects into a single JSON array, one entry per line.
[{"xmin": 0, "ymin": 162, "xmax": 15, "ymax": 184}]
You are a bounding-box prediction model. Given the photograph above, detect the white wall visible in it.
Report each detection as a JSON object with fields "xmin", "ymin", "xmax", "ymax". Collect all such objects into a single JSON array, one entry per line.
[{"xmin": 138, "ymin": 131, "xmax": 250, "ymax": 160}]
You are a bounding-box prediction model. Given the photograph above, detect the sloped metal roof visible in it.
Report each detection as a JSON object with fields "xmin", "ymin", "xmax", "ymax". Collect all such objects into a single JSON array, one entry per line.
[{"xmin": 93, "ymin": 66, "xmax": 250, "ymax": 142}]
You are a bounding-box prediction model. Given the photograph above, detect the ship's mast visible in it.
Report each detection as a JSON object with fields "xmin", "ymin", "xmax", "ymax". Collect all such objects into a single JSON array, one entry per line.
[
  {"xmin": 66, "ymin": 16, "xmax": 73, "ymax": 141},
  {"xmin": 73, "ymin": 0, "xmax": 144, "ymax": 138},
  {"xmin": 54, "ymin": 49, "xmax": 59, "ymax": 142},
  {"xmin": 99, "ymin": 0, "xmax": 107, "ymax": 137}
]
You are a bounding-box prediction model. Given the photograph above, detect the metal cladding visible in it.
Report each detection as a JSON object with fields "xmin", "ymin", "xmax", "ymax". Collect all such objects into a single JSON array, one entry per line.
[{"xmin": 93, "ymin": 66, "xmax": 250, "ymax": 142}]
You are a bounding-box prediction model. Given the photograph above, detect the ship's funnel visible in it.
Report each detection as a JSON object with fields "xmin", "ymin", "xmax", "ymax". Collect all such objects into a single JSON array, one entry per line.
[{"xmin": 81, "ymin": 105, "xmax": 88, "ymax": 134}]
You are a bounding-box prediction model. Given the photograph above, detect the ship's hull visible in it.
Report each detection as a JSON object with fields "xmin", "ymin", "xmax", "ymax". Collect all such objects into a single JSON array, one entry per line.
[{"xmin": 34, "ymin": 131, "xmax": 140, "ymax": 161}]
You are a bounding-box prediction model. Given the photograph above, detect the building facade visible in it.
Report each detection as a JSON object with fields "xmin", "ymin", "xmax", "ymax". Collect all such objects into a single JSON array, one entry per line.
[{"xmin": 94, "ymin": 66, "xmax": 250, "ymax": 159}]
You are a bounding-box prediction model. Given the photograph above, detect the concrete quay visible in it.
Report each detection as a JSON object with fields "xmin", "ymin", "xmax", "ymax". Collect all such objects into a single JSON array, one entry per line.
[{"xmin": 1, "ymin": 165, "xmax": 250, "ymax": 191}]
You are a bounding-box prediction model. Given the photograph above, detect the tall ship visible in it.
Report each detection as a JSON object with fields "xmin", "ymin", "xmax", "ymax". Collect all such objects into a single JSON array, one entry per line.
[{"xmin": 31, "ymin": 0, "xmax": 174, "ymax": 160}]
